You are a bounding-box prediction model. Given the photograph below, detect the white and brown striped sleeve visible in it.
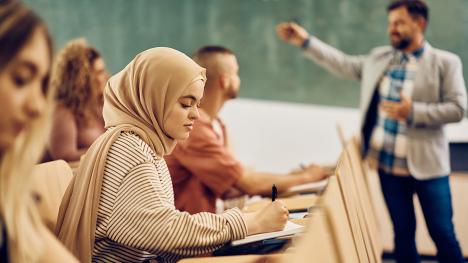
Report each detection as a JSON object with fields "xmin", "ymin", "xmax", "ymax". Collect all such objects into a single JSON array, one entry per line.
[{"xmin": 106, "ymin": 161, "xmax": 247, "ymax": 261}]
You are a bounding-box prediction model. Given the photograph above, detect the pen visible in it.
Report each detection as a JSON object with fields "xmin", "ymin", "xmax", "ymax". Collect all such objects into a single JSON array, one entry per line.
[{"xmin": 272, "ymin": 184, "xmax": 277, "ymax": 202}]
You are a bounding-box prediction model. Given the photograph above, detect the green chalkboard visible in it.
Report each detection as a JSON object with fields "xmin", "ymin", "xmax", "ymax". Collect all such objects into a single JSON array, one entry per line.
[{"xmin": 25, "ymin": 0, "xmax": 468, "ymax": 108}]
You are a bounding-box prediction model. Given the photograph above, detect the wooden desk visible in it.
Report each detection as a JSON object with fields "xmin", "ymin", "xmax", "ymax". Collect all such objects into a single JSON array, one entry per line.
[
  {"xmin": 31, "ymin": 160, "xmax": 73, "ymax": 231},
  {"xmin": 290, "ymin": 218, "xmax": 309, "ymax": 226},
  {"xmin": 243, "ymin": 195, "xmax": 318, "ymax": 213},
  {"xmin": 178, "ymin": 254, "xmax": 284, "ymax": 263}
]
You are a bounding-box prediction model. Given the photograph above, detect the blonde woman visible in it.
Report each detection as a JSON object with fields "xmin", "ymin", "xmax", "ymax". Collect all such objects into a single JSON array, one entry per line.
[
  {"xmin": 0, "ymin": 1, "xmax": 77, "ymax": 262},
  {"xmin": 47, "ymin": 38, "xmax": 109, "ymax": 162},
  {"xmin": 56, "ymin": 47, "xmax": 289, "ymax": 262}
]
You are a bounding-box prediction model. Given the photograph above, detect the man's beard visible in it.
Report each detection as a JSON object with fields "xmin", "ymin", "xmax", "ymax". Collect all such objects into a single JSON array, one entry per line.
[{"xmin": 391, "ymin": 36, "xmax": 412, "ymax": 50}]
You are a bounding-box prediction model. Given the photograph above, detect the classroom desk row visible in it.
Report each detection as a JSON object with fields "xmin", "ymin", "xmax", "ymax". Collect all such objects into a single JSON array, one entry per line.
[
  {"xmin": 30, "ymin": 137, "xmax": 468, "ymax": 262},
  {"xmin": 180, "ymin": 138, "xmax": 383, "ymax": 263}
]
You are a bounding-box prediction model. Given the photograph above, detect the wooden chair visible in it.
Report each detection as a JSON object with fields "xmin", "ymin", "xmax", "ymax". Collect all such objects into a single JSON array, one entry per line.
[
  {"xmin": 344, "ymin": 138, "xmax": 382, "ymax": 262},
  {"xmin": 278, "ymin": 175, "xmax": 361, "ymax": 263},
  {"xmin": 31, "ymin": 160, "xmax": 73, "ymax": 231},
  {"xmin": 335, "ymin": 152, "xmax": 372, "ymax": 263}
]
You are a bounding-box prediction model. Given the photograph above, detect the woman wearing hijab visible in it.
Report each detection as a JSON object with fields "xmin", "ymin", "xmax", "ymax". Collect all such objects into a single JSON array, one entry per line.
[
  {"xmin": 0, "ymin": 1, "xmax": 77, "ymax": 262},
  {"xmin": 56, "ymin": 47, "xmax": 289, "ymax": 262}
]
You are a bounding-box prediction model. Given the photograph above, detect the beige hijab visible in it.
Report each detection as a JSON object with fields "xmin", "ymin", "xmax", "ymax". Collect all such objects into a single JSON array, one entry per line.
[{"xmin": 55, "ymin": 47, "xmax": 206, "ymax": 262}]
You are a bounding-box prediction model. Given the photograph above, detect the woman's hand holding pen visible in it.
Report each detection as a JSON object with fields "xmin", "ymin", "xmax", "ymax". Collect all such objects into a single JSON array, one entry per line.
[
  {"xmin": 243, "ymin": 200, "xmax": 288, "ymax": 235},
  {"xmin": 276, "ymin": 22, "xmax": 310, "ymax": 47}
]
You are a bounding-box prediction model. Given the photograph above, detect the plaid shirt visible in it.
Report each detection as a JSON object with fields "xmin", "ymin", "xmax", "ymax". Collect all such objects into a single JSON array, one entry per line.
[{"xmin": 367, "ymin": 44, "xmax": 425, "ymax": 176}]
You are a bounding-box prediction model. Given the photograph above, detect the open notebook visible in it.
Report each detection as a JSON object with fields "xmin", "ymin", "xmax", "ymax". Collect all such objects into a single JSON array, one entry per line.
[{"xmin": 231, "ymin": 221, "xmax": 304, "ymax": 246}]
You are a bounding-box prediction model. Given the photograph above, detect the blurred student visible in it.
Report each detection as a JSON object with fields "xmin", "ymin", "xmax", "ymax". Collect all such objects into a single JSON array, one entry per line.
[
  {"xmin": 47, "ymin": 38, "xmax": 109, "ymax": 162},
  {"xmin": 55, "ymin": 47, "xmax": 289, "ymax": 262},
  {"xmin": 166, "ymin": 46, "xmax": 331, "ymax": 214},
  {"xmin": 277, "ymin": 0, "xmax": 465, "ymax": 262},
  {"xmin": 0, "ymin": 1, "xmax": 77, "ymax": 262}
]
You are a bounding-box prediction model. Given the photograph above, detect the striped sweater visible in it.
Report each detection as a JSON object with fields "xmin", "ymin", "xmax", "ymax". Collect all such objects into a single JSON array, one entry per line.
[{"xmin": 92, "ymin": 131, "xmax": 247, "ymax": 262}]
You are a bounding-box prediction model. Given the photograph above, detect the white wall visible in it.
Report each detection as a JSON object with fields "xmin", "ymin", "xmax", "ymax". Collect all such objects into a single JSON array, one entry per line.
[{"xmin": 219, "ymin": 98, "xmax": 468, "ymax": 173}]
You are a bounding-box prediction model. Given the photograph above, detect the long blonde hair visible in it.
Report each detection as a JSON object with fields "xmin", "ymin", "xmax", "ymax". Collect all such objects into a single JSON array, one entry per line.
[{"xmin": 0, "ymin": 1, "xmax": 54, "ymax": 262}]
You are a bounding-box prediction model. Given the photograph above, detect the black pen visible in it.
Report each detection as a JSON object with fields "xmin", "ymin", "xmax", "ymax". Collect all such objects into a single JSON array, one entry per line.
[{"xmin": 272, "ymin": 184, "xmax": 277, "ymax": 202}]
